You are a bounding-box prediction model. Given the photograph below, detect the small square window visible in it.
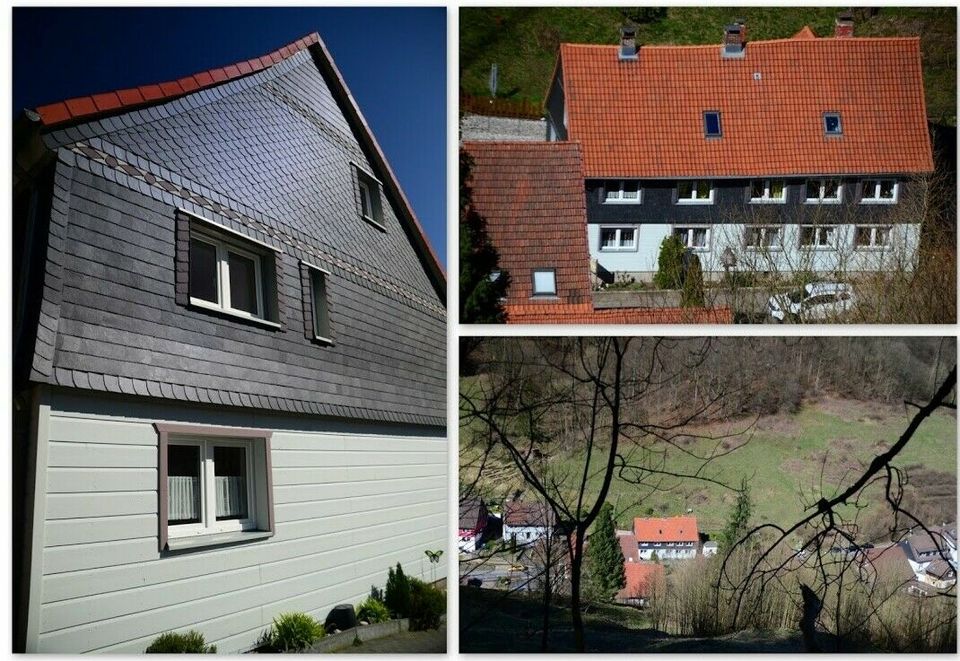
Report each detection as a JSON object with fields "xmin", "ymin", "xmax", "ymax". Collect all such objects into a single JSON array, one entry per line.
[
  {"xmin": 532, "ymin": 269, "xmax": 557, "ymax": 296},
  {"xmin": 744, "ymin": 226, "xmax": 782, "ymax": 250},
  {"xmin": 805, "ymin": 179, "xmax": 842, "ymax": 204},
  {"xmin": 599, "ymin": 226, "xmax": 638, "ymax": 251},
  {"xmin": 676, "ymin": 180, "xmax": 714, "ymax": 204},
  {"xmin": 823, "ymin": 112, "xmax": 842, "ymax": 135},
  {"xmin": 799, "ymin": 225, "xmax": 836, "ymax": 248},
  {"xmin": 352, "ymin": 164, "xmax": 386, "ymax": 231},
  {"xmin": 157, "ymin": 424, "xmax": 275, "ymax": 552},
  {"xmin": 855, "ymin": 225, "xmax": 892, "ymax": 248},
  {"xmin": 674, "ymin": 227, "xmax": 709, "ymax": 250},
  {"xmin": 749, "ymin": 179, "xmax": 786, "ymax": 203},
  {"xmin": 703, "ymin": 111, "xmax": 722, "ymax": 138},
  {"xmin": 861, "ymin": 179, "xmax": 898, "ymax": 204},
  {"xmin": 604, "ymin": 180, "xmax": 641, "ymax": 203}
]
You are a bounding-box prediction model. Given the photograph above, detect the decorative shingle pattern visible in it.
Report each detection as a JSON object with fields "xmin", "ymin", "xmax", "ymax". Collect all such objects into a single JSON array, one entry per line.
[
  {"xmin": 504, "ymin": 303, "xmax": 732, "ymax": 325},
  {"xmin": 561, "ymin": 36, "xmax": 933, "ymax": 178},
  {"xmin": 464, "ymin": 141, "xmax": 592, "ymax": 306}
]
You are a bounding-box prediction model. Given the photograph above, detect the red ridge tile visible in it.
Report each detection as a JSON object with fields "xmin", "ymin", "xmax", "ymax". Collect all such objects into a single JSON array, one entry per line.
[
  {"xmin": 91, "ymin": 92, "xmax": 122, "ymax": 112},
  {"xmin": 116, "ymin": 88, "xmax": 145, "ymax": 105},
  {"xmin": 35, "ymin": 102, "xmax": 72, "ymax": 125},
  {"xmin": 64, "ymin": 96, "xmax": 97, "ymax": 117}
]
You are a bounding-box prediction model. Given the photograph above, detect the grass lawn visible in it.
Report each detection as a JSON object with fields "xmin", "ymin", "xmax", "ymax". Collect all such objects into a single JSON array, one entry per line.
[
  {"xmin": 461, "ymin": 395, "xmax": 956, "ymax": 539},
  {"xmin": 460, "ymin": 7, "xmax": 956, "ymax": 124}
]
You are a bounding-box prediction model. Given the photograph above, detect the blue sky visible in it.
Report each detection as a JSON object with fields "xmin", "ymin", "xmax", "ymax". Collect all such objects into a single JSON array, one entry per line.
[{"xmin": 12, "ymin": 7, "xmax": 447, "ymax": 266}]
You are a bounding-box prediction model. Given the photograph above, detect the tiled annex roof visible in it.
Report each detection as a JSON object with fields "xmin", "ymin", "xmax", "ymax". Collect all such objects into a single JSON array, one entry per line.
[
  {"xmin": 559, "ymin": 33, "xmax": 934, "ymax": 178},
  {"xmin": 504, "ymin": 303, "xmax": 733, "ymax": 325},
  {"xmin": 617, "ymin": 562, "xmax": 663, "ymax": 601},
  {"xmin": 633, "ymin": 516, "xmax": 700, "ymax": 543},
  {"xmin": 463, "ymin": 141, "xmax": 592, "ymax": 305}
]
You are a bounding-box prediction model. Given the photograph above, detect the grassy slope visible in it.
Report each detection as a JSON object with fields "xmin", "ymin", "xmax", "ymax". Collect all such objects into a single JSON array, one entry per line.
[
  {"xmin": 460, "ymin": 7, "xmax": 956, "ymax": 124},
  {"xmin": 460, "ymin": 396, "xmax": 956, "ymax": 538}
]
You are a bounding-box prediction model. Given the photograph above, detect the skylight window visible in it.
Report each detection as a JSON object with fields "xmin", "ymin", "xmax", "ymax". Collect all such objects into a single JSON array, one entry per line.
[
  {"xmin": 823, "ymin": 112, "xmax": 842, "ymax": 135},
  {"xmin": 703, "ymin": 111, "xmax": 722, "ymax": 138}
]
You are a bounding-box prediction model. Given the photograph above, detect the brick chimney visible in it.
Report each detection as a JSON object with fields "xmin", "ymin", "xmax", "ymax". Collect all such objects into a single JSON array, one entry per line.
[
  {"xmin": 619, "ymin": 23, "xmax": 638, "ymax": 60},
  {"xmin": 835, "ymin": 13, "xmax": 854, "ymax": 38},
  {"xmin": 722, "ymin": 20, "xmax": 747, "ymax": 58}
]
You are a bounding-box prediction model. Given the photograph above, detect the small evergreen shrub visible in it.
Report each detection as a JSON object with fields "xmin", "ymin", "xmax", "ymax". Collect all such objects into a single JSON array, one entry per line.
[
  {"xmin": 408, "ymin": 579, "xmax": 445, "ymax": 631},
  {"xmin": 356, "ymin": 596, "xmax": 390, "ymax": 624},
  {"xmin": 653, "ymin": 234, "xmax": 686, "ymax": 290},
  {"xmin": 258, "ymin": 612, "xmax": 325, "ymax": 652},
  {"xmin": 680, "ymin": 253, "xmax": 706, "ymax": 307},
  {"xmin": 145, "ymin": 630, "xmax": 216, "ymax": 653},
  {"xmin": 385, "ymin": 563, "xmax": 411, "ymax": 618}
]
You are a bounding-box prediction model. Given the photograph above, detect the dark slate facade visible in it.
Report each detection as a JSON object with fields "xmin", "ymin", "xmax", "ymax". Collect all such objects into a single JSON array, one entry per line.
[
  {"xmin": 16, "ymin": 44, "xmax": 446, "ymax": 428},
  {"xmin": 585, "ymin": 178, "xmax": 916, "ymax": 226}
]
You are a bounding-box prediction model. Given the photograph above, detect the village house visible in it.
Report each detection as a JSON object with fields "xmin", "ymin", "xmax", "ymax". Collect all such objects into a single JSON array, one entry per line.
[
  {"xmin": 901, "ymin": 524, "xmax": 958, "ymax": 587},
  {"xmin": 543, "ymin": 16, "xmax": 934, "ymax": 283},
  {"xmin": 12, "ymin": 33, "xmax": 446, "ymax": 653},
  {"xmin": 632, "ymin": 516, "xmax": 700, "ymax": 560},
  {"xmin": 503, "ymin": 501, "xmax": 552, "ymax": 546}
]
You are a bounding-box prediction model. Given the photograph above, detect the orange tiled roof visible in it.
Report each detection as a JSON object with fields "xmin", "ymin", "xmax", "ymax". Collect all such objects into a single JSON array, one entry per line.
[
  {"xmin": 34, "ymin": 34, "xmax": 320, "ymax": 127},
  {"xmin": 618, "ymin": 562, "xmax": 664, "ymax": 601},
  {"xmin": 463, "ymin": 141, "xmax": 593, "ymax": 305},
  {"xmin": 560, "ymin": 35, "xmax": 934, "ymax": 178},
  {"xmin": 504, "ymin": 302, "xmax": 733, "ymax": 325},
  {"xmin": 633, "ymin": 516, "xmax": 700, "ymax": 543}
]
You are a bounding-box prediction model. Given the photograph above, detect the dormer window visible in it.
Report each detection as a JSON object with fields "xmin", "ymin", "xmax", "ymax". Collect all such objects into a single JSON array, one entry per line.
[
  {"xmin": 604, "ymin": 180, "xmax": 641, "ymax": 203},
  {"xmin": 703, "ymin": 111, "xmax": 722, "ymax": 138},
  {"xmin": 823, "ymin": 112, "xmax": 842, "ymax": 136}
]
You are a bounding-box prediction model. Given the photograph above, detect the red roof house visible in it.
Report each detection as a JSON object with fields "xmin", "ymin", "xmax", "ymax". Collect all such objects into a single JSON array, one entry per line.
[
  {"xmin": 632, "ymin": 516, "xmax": 700, "ymax": 560},
  {"xmin": 617, "ymin": 562, "xmax": 665, "ymax": 604}
]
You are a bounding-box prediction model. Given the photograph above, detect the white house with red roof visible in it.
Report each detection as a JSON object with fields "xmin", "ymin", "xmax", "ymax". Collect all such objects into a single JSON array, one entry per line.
[
  {"xmin": 545, "ymin": 15, "xmax": 934, "ymax": 282},
  {"xmin": 632, "ymin": 516, "xmax": 700, "ymax": 560}
]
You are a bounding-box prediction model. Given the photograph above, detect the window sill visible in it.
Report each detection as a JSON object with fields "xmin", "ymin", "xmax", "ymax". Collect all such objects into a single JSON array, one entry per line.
[
  {"xmin": 676, "ymin": 200, "xmax": 714, "ymax": 206},
  {"xmin": 799, "ymin": 246, "xmax": 836, "ymax": 252},
  {"xmin": 313, "ymin": 335, "xmax": 335, "ymax": 346},
  {"xmin": 599, "ymin": 247, "xmax": 639, "ymax": 253},
  {"xmin": 804, "ymin": 200, "xmax": 842, "ymax": 205},
  {"xmin": 189, "ymin": 298, "xmax": 282, "ymax": 329},
  {"xmin": 530, "ymin": 295, "xmax": 559, "ymax": 300},
  {"xmin": 854, "ymin": 246, "xmax": 891, "ymax": 251},
  {"xmin": 748, "ymin": 199, "xmax": 787, "ymax": 205},
  {"xmin": 603, "ymin": 200, "xmax": 642, "ymax": 205},
  {"xmin": 860, "ymin": 200, "xmax": 897, "ymax": 205},
  {"xmin": 361, "ymin": 215, "xmax": 388, "ymax": 233},
  {"xmin": 166, "ymin": 529, "xmax": 273, "ymax": 551}
]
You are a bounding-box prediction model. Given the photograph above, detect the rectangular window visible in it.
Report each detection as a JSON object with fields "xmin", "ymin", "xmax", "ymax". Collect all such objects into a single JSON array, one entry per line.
[
  {"xmin": 749, "ymin": 179, "xmax": 786, "ymax": 203},
  {"xmin": 189, "ymin": 231, "xmax": 269, "ymax": 321},
  {"xmin": 861, "ymin": 179, "xmax": 898, "ymax": 204},
  {"xmin": 532, "ymin": 269, "xmax": 557, "ymax": 296},
  {"xmin": 676, "ymin": 180, "xmax": 714, "ymax": 204},
  {"xmin": 854, "ymin": 225, "xmax": 892, "ymax": 248},
  {"xmin": 599, "ymin": 226, "xmax": 638, "ymax": 251},
  {"xmin": 823, "ymin": 112, "xmax": 843, "ymax": 135},
  {"xmin": 604, "ymin": 180, "xmax": 641, "ymax": 203},
  {"xmin": 674, "ymin": 226, "xmax": 710, "ymax": 250},
  {"xmin": 703, "ymin": 111, "xmax": 722, "ymax": 137},
  {"xmin": 353, "ymin": 164, "xmax": 386, "ymax": 231},
  {"xmin": 744, "ymin": 226, "xmax": 782, "ymax": 250},
  {"xmin": 805, "ymin": 179, "xmax": 842, "ymax": 204},
  {"xmin": 799, "ymin": 225, "xmax": 836, "ymax": 248},
  {"xmin": 156, "ymin": 424, "xmax": 274, "ymax": 552},
  {"xmin": 301, "ymin": 262, "xmax": 333, "ymax": 344}
]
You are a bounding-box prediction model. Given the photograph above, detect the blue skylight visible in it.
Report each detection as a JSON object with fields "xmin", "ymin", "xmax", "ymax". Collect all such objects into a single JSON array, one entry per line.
[
  {"xmin": 824, "ymin": 112, "xmax": 842, "ymax": 135},
  {"xmin": 703, "ymin": 111, "xmax": 722, "ymax": 138}
]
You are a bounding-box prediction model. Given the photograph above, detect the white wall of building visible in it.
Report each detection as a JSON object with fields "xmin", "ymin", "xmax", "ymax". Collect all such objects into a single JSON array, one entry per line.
[{"xmin": 29, "ymin": 392, "xmax": 446, "ymax": 653}]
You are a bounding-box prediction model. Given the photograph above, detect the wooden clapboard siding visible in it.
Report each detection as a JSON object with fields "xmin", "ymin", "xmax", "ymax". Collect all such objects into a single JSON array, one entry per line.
[{"xmin": 36, "ymin": 404, "xmax": 446, "ymax": 653}]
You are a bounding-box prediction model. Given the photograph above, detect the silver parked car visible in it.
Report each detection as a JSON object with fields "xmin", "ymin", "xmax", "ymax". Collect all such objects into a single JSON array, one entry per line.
[{"xmin": 768, "ymin": 282, "xmax": 856, "ymax": 322}]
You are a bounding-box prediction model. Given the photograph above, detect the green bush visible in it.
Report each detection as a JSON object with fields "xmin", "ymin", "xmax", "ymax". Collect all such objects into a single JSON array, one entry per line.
[
  {"xmin": 653, "ymin": 234, "xmax": 686, "ymax": 289},
  {"xmin": 258, "ymin": 612, "xmax": 325, "ymax": 652},
  {"xmin": 385, "ymin": 563, "xmax": 411, "ymax": 618},
  {"xmin": 408, "ymin": 579, "xmax": 445, "ymax": 631},
  {"xmin": 145, "ymin": 630, "xmax": 216, "ymax": 653},
  {"xmin": 356, "ymin": 596, "xmax": 390, "ymax": 624}
]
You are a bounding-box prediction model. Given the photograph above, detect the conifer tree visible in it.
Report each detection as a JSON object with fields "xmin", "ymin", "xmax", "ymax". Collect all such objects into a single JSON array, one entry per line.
[{"xmin": 583, "ymin": 502, "xmax": 626, "ymax": 602}]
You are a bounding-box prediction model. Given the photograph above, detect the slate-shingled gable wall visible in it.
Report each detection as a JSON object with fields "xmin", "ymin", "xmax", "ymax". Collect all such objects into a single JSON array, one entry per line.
[{"xmin": 33, "ymin": 48, "xmax": 445, "ymax": 426}]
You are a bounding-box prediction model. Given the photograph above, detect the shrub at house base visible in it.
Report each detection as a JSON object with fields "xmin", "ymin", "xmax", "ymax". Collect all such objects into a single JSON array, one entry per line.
[
  {"xmin": 409, "ymin": 579, "xmax": 445, "ymax": 631},
  {"xmin": 654, "ymin": 235, "xmax": 686, "ymax": 290},
  {"xmin": 385, "ymin": 562, "xmax": 412, "ymax": 618},
  {"xmin": 145, "ymin": 630, "xmax": 216, "ymax": 653},
  {"xmin": 356, "ymin": 596, "xmax": 390, "ymax": 624},
  {"xmin": 257, "ymin": 612, "xmax": 326, "ymax": 652}
]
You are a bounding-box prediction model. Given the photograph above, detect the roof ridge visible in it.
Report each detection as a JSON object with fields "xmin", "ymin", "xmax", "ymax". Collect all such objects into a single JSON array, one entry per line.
[
  {"xmin": 32, "ymin": 32, "xmax": 320, "ymax": 127},
  {"xmin": 561, "ymin": 34, "xmax": 921, "ymax": 49}
]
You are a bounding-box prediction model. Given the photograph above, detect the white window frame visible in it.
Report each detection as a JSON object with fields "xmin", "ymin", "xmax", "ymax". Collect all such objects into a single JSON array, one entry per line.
[
  {"xmin": 744, "ymin": 225, "xmax": 783, "ymax": 251},
  {"xmin": 860, "ymin": 179, "xmax": 899, "ymax": 204},
  {"xmin": 853, "ymin": 225, "xmax": 893, "ymax": 250},
  {"xmin": 798, "ymin": 225, "xmax": 837, "ymax": 250},
  {"xmin": 674, "ymin": 226, "xmax": 711, "ymax": 251},
  {"xmin": 166, "ymin": 437, "xmax": 258, "ymax": 541},
  {"xmin": 598, "ymin": 226, "xmax": 639, "ymax": 252},
  {"xmin": 354, "ymin": 164, "xmax": 387, "ymax": 232},
  {"xmin": 359, "ymin": 179, "xmax": 375, "ymax": 220},
  {"xmin": 190, "ymin": 232, "xmax": 266, "ymax": 321},
  {"xmin": 603, "ymin": 180, "xmax": 642, "ymax": 204},
  {"xmin": 532, "ymin": 269, "xmax": 557, "ymax": 297},
  {"xmin": 805, "ymin": 179, "xmax": 843, "ymax": 204},
  {"xmin": 749, "ymin": 179, "xmax": 787, "ymax": 204},
  {"xmin": 304, "ymin": 262, "xmax": 333, "ymax": 344},
  {"xmin": 676, "ymin": 180, "xmax": 715, "ymax": 205}
]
